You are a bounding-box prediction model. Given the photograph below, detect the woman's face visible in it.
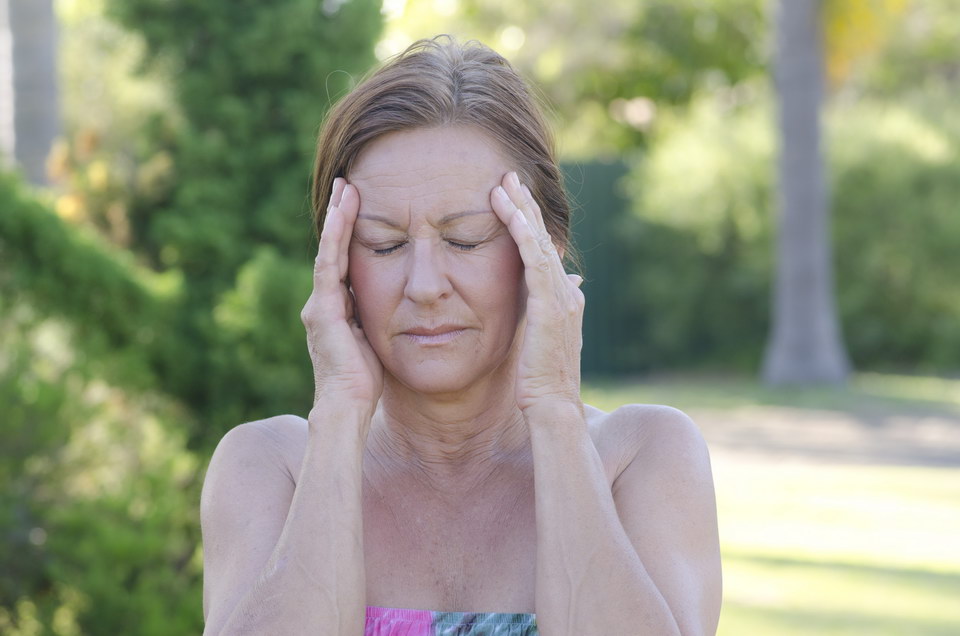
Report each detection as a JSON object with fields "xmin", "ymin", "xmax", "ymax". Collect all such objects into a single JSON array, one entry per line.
[{"xmin": 347, "ymin": 125, "xmax": 525, "ymax": 396}]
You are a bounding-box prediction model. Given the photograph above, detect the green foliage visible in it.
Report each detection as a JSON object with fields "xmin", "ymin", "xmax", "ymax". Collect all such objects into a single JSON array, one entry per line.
[
  {"xmin": 208, "ymin": 246, "xmax": 314, "ymax": 428},
  {"xmin": 105, "ymin": 0, "xmax": 383, "ymax": 274},
  {"xmin": 386, "ymin": 0, "xmax": 766, "ymax": 158},
  {"xmin": 85, "ymin": 0, "xmax": 385, "ymax": 446},
  {"xmin": 0, "ymin": 172, "xmax": 181, "ymax": 391},
  {"xmin": 5, "ymin": 0, "xmax": 959, "ymax": 632},
  {"xmin": 44, "ymin": 449, "xmax": 203, "ymax": 636},
  {"xmin": 1, "ymin": 171, "xmax": 204, "ymax": 634},
  {"xmin": 859, "ymin": 0, "xmax": 960, "ymax": 97},
  {"xmin": 602, "ymin": 90, "xmax": 960, "ymax": 374},
  {"xmin": 830, "ymin": 103, "xmax": 960, "ymax": 371},
  {"xmin": 2, "ymin": 0, "xmax": 383, "ymax": 630},
  {"xmin": 569, "ymin": 159, "xmax": 768, "ymax": 375}
]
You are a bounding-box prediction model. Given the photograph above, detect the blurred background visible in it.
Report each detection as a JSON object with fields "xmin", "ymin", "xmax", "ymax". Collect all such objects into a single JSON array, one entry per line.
[{"xmin": 1, "ymin": 0, "xmax": 958, "ymax": 633}]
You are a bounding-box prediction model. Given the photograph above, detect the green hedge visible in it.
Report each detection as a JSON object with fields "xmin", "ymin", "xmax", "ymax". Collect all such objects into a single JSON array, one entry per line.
[{"xmin": 573, "ymin": 93, "xmax": 960, "ymax": 376}]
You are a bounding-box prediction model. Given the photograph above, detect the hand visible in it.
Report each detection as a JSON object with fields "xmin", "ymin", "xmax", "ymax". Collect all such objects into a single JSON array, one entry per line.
[
  {"xmin": 490, "ymin": 171, "xmax": 585, "ymax": 415},
  {"xmin": 300, "ymin": 178, "xmax": 383, "ymax": 422}
]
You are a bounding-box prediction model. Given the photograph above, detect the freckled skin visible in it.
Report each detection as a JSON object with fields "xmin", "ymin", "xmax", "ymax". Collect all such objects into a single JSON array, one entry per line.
[{"xmin": 347, "ymin": 126, "xmax": 526, "ymax": 398}]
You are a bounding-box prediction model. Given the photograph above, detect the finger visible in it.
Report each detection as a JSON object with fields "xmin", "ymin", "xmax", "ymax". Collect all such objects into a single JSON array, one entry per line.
[
  {"xmin": 501, "ymin": 171, "xmax": 544, "ymax": 234},
  {"xmin": 315, "ymin": 199, "xmax": 345, "ymax": 291},
  {"xmin": 503, "ymin": 174, "xmax": 563, "ymax": 274},
  {"xmin": 519, "ymin": 183, "xmax": 554, "ymax": 244},
  {"xmin": 335, "ymin": 182, "xmax": 360, "ymax": 273},
  {"xmin": 492, "ymin": 185, "xmax": 558, "ymax": 294},
  {"xmin": 497, "ymin": 174, "xmax": 570, "ymax": 294},
  {"xmin": 567, "ymin": 274, "xmax": 583, "ymax": 288},
  {"xmin": 330, "ymin": 177, "xmax": 346, "ymax": 208}
]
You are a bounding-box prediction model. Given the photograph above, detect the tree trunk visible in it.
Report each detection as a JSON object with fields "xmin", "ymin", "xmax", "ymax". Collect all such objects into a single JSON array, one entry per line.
[
  {"xmin": 0, "ymin": 0, "xmax": 59, "ymax": 185},
  {"xmin": 0, "ymin": 0, "xmax": 13, "ymax": 168},
  {"xmin": 762, "ymin": 0, "xmax": 851, "ymax": 385}
]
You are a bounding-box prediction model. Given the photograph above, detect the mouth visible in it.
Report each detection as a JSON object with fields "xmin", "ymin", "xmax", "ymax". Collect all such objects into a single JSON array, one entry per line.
[{"xmin": 401, "ymin": 325, "xmax": 468, "ymax": 346}]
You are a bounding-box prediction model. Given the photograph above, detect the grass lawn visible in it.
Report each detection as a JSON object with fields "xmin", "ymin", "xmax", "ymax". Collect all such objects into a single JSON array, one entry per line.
[{"xmin": 582, "ymin": 373, "xmax": 960, "ymax": 635}]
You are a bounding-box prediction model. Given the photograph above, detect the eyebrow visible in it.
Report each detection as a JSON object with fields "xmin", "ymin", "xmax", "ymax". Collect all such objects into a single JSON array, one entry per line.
[{"xmin": 356, "ymin": 209, "xmax": 493, "ymax": 228}]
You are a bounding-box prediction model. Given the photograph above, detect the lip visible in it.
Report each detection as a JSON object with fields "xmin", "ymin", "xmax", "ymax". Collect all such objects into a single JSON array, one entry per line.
[{"xmin": 401, "ymin": 325, "xmax": 467, "ymax": 345}]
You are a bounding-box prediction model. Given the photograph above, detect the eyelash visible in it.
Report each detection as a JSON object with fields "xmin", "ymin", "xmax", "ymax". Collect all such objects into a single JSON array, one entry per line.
[{"xmin": 372, "ymin": 240, "xmax": 479, "ymax": 256}]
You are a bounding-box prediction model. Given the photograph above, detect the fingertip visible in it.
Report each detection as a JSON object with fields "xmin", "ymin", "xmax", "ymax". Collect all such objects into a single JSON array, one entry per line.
[
  {"xmin": 340, "ymin": 184, "xmax": 361, "ymax": 219},
  {"xmin": 490, "ymin": 185, "xmax": 510, "ymax": 220},
  {"xmin": 330, "ymin": 177, "xmax": 344, "ymax": 207}
]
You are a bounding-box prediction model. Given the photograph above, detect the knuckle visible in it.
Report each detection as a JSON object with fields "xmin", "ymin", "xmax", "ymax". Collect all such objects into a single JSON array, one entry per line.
[{"xmin": 300, "ymin": 304, "xmax": 316, "ymax": 326}]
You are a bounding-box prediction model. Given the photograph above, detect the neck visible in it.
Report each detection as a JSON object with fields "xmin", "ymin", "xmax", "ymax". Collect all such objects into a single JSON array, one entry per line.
[{"xmin": 366, "ymin": 368, "xmax": 530, "ymax": 496}]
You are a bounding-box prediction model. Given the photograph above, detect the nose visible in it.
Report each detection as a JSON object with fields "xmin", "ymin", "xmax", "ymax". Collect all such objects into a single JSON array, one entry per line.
[{"xmin": 403, "ymin": 239, "xmax": 453, "ymax": 305}]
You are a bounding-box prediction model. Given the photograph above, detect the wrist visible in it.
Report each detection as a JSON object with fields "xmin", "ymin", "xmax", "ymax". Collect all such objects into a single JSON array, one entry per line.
[
  {"xmin": 522, "ymin": 399, "xmax": 585, "ymax": 429},
  {"xmin": 308, "ymin": 401, "xmax": 375, "ymax": 438}
]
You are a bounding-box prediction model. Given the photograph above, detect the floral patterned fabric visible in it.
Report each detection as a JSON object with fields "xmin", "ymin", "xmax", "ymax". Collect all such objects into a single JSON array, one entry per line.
[{"xmin": 365, "ymin": 606, "xmax": 538, "ymax": 635}]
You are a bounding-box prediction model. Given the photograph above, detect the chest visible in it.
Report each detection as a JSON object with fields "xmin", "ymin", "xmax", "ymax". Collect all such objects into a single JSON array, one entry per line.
[{"xmin": 361, "ymin": 476, "xmax": 538, "ymax": 613}]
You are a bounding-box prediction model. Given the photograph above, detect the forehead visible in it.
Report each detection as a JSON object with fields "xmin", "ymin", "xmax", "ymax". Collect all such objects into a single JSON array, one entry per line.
[{"xmin": 348, "ymin": 126, "xmax": 511, "ymax": 224}]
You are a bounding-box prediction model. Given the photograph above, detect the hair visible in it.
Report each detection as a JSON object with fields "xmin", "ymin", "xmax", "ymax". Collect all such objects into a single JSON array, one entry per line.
[{"xmin": 310, "ymin": 35, "xmax": 573, "ymax": 259}]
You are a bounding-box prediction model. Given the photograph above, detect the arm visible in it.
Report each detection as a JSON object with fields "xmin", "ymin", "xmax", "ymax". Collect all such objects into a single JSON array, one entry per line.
[
  {"xmin": 489, "ymin": 172, "xmax": 720, "ymax": 634},
  {"xmin": 527, "ymin": 404, "xmax": 721, "ymax": 636},
  {"xmin": 201, "ymin": 177, "xmax": 381, "ymax": 635},
  {"xmin": 200, "ymin": 411, "xmax": 370, "ymax": 635}
]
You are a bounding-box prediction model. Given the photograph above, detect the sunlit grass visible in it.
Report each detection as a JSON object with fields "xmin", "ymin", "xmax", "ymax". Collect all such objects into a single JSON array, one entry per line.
[
  {"xmin": 582, "ymin": 373, "xmax": 960, "ymax": 635},
  {"xmin": 581, "ymin": 371, "xmax": 960, "ymax": 415},
  {"xmin": 715, "ymin": 457, "xmax": 960, "ymax": 634}
]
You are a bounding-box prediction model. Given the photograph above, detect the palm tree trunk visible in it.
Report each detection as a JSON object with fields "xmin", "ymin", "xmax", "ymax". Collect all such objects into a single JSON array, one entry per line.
[
  {"xmin": 1, "ymin": 0, "xmax": 59, "ymax": 185},
  {"xmin": 0, "ymin": 0, "xmax": 14, "ymax": 168},
  {"xmin": 762, "ymin": 0, "xmax": 851, "ymax": 385}
]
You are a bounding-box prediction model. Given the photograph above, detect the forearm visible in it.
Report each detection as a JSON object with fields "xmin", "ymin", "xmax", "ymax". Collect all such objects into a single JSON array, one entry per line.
[
  {"xmin": 217, "ymin": 408, "xmax": 369, "ymax": 635},
  {"xmin": 528, "ymin": 404, "xmax": 680, "ymax": 636}
]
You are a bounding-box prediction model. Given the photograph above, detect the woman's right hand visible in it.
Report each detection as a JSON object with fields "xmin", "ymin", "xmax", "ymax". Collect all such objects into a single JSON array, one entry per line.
[{"xmin": 301, "ymin": 177, "xmax": 383, "ymax": 424}]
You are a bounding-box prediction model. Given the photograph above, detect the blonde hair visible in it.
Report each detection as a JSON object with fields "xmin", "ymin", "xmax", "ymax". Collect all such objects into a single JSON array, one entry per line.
[{"xmin": 311, "ymin": 35, "xmax": 572, "ymax": 255}]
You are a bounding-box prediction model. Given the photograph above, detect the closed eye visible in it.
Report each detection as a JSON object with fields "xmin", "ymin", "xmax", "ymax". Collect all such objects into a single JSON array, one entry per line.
[
  {"xmin": 373, "ymin": 242, "xmax": 407, "ymax": 255},
  {"xmin": 447, "ymin": 240, "xmax": 480, "ymax": 251}
]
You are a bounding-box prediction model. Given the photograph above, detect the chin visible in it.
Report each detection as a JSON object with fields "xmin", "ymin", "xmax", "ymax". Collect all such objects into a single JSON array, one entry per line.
[
  {"xmin": 387, "ymin": 359, "xmax": 485, "ymax": 397},
  {"xmin": 384, "ymin": 348, "xmax": 516, "ymax": 400}
]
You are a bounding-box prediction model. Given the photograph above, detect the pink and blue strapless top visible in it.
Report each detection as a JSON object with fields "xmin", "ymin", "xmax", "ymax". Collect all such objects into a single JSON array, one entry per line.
[{"xmin": 365, "ymin": 606, "xmax": 538, "ymax": 635}]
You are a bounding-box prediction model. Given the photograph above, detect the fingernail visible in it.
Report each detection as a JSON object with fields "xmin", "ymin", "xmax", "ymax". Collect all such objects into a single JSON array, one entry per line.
[
  {"xmin": 510, "ymin": 172, "xmax": 521, "ymax": 188},
  {"xmin": 495, "ymin": 185, "xmax": 508, "ymax": 199}
]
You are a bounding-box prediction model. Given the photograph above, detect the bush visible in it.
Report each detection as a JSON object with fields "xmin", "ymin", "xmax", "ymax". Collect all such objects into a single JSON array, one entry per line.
[
  {"xmin": 597, "ymin": 90, "xmax": 960, "ymax": 374},
  {"xmin": 1, "ymin": 171, "xmax": 204, "ymax": 634},
  {"xmin": 77, "ymin": 0, "xmax": 386, "ymax": 447}
]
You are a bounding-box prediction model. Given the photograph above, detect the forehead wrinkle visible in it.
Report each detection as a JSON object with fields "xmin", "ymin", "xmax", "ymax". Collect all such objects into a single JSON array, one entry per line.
[{"xmin": 356, "ymin": 209, "xmax": 496, "ymax": 230}]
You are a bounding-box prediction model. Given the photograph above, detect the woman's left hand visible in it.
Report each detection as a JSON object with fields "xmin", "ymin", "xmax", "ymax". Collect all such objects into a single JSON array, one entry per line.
[{"xmin": 490, "ymin": 171, "xmax": 585, "ymax": 415}]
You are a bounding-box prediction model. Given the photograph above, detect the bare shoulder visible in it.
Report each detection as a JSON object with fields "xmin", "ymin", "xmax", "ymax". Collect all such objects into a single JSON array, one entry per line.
[
  {"xmin": 207, "ymin": 414, "xmax": 309, "ymax": 482},
  {"xmin": 587, "ymin": 403, "xmax": 722, "ymax": 633},
  {"xmin": 584, "ymin": 402, "xmax": 711, "ymax": 487},
  {"xmin": 199, "ymin": 414, "xmax": 308, "ymax": 625}
]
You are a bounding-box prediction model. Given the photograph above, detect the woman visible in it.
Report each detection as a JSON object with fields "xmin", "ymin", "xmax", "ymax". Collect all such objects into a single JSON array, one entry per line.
[{"xmin": 200, "ymin": 36, "xmax": 721, "ymax": 635}]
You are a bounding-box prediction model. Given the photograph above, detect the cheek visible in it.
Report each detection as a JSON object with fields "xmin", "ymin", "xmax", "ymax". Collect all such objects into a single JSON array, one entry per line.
[
  {"xmin": 464, "ymin": 244, "xmax": 525, "ymax": 316},
  {"xmin": 347, "ymin": 249, "xmax": 398, "ymax": 325}
]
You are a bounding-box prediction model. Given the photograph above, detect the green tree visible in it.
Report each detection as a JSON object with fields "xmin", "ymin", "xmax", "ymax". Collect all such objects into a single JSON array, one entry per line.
[
  {"xmin": 0, "ymin": 1, "xmax": 383, "ymax": 632},
  {"xmin": 383, "ymin": 0, "xmax": 767, "ymax": 158},
  {"xmin": 98, "ymin": 0, "xmax": 383, "ymax": 446}
]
